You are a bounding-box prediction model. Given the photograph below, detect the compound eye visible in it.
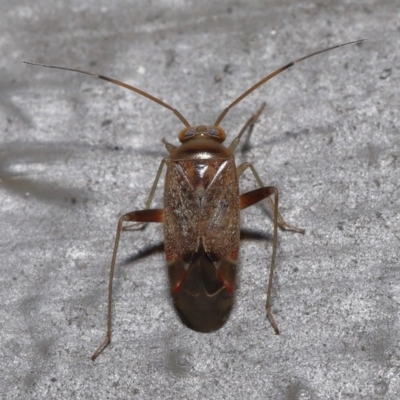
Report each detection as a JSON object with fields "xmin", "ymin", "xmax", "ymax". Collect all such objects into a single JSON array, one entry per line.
[
  {"xmin": 184, "ymin": 128, "xmax": 196, "ymax": 139},
  {"xmin": 207, "ymin": 126, "xmax": 226, "ymax": 142},
  {"xmin": 207, "ymin": 128, "xmax": 220, "ymax": 137},
  {"xmin": 178, "ymin": 127, "xmax": 195, "ymax": 142}
]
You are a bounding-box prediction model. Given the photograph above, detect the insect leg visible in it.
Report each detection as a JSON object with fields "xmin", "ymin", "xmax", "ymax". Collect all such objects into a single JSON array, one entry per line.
[
  {"xmin": 231, "ymin": 103, "xmax": 304, "ymax": 233},
  {"xmin": 237, "ymin": 162, "xmax": 305, "ymax": 234},
  {"xmin": 228, "ymin": 102, "xmax": 266, "ymax": 153},
  {"xmin": 123, "ymin": 159, "xmax": 167, "ymax": 231},
  {"xmin": 240, "ymin": 187, "xmax": 280, "ymax": 334},
  {"xmin": 91, "ymin": 208, "xmax": 164, "ymax": 361}
]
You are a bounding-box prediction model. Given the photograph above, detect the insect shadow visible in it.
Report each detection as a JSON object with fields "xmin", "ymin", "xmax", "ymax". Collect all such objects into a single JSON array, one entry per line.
[{"xmin": 120, "ymin": 228, "xmax": 271, "ymax": 269}]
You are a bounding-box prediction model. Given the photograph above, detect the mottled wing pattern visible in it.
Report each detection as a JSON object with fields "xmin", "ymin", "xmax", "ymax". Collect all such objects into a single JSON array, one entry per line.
[{"xmin": 164, "ymin": 158, "xmax": 240, "ymax": 265}]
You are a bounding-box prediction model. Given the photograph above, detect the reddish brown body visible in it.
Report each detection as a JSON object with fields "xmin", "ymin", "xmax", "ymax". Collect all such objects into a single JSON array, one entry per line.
[
  {"xmin": 165, "ymin": 129, "xmax": 240, "ymax": 332},
  {"xmin": 24, "ymin": 38, "xmax": 364, "ymax": 360}
]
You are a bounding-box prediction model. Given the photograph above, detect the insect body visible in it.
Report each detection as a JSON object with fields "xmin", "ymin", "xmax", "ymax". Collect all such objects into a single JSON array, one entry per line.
[
  {"xmin": 23, "ymin": 38, "xmax": 365, "ymax": 360},
  {"xmin": 165, "ymin": 126, "xmax": 240, "ymax": 332},
  {"xmin": 164, "ymin": 122, "xmax": 295, "ymax": 333}
]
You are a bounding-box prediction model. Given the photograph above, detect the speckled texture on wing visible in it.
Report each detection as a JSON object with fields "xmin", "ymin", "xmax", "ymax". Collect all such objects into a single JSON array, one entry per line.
[{"xmin": 164, "ymin": 157, "xmax": 240, "ymax": 265}]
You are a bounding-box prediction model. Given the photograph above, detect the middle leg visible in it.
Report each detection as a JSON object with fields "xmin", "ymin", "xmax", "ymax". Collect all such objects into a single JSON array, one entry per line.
[{"xmin": 237, "ymin": 162, "xmax": 305, "ymax": 234}]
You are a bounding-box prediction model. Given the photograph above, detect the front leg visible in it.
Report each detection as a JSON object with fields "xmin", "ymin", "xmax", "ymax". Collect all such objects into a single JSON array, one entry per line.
[{"xmin": 123, "ymin": 159, "xmax": 167, "ymax": 231}]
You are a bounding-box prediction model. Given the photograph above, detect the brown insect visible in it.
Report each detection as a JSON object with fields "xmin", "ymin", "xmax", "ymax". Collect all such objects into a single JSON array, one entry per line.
[{"xmin": 23, "ymin": 38, "xmax": 365, "ymax": 361}]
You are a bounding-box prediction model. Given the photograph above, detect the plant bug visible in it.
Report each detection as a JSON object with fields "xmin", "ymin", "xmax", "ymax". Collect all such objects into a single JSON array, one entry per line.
[{"xmin": 23, "ymin": 38, "xmax": 365, "ymax": 360}]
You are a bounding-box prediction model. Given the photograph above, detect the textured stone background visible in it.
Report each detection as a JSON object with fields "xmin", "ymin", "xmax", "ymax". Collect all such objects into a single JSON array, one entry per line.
[{"xmin": 1, "ymin": 1, "xmax": 399, "ymax": 399}]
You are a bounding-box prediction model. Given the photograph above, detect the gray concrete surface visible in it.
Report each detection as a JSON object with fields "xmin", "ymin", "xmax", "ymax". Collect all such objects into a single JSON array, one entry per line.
[{"xmin": 1, "ymin": 0, "xmax": 399, "ymax": 399}]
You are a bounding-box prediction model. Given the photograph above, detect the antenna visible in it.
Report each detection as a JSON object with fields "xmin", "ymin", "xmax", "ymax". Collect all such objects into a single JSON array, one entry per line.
[
  {"xmin": 214, "ymin": 39, "xmax": 366, "ymax": 126},
  {"xmin": 23, "ymin": 39, "xmax": 366, "ymax": 129},
  {"xmin": 22, "ymin": 61, "xmax": 191, "ymax": 128}
]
